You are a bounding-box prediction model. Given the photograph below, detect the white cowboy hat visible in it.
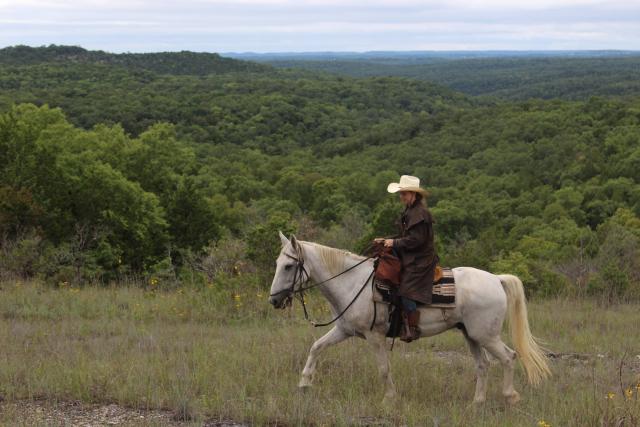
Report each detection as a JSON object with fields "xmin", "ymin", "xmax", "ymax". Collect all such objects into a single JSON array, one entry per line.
[{"xmin": 387, "ymin": 175, "xmax": 428, "ymax": 196}]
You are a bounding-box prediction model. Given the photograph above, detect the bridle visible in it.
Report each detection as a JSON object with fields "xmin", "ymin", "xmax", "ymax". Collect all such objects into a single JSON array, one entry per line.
[
  {"xmin": 269, "ymin": 242, "xmax": 376, "ymax": 328},
  {"xmin": 271, "ymin": 247, "xmax": 312, "ymax": 313}
]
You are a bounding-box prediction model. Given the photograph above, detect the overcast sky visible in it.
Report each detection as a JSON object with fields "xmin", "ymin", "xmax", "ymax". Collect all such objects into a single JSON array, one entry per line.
[{"xmin": 1, "ymin": 0, "xmax": 639, "ymax": 53}]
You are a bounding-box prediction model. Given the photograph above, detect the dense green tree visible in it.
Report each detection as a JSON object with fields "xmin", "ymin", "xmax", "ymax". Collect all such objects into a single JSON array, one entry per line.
[{"xmin": 1, "ymin": 46, "xmax": 639, "ymax": 298}]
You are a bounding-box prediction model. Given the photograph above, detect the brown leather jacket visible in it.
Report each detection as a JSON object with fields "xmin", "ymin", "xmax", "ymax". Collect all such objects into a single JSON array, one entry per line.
[{"xmin": 391, "ymin": 199, "xmax": 438, "ymax": 304}]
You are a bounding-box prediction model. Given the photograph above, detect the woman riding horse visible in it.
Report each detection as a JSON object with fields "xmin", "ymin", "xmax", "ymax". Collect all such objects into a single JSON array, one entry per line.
[{"xmin": 375, "ymin": 175, "xmax": 439, "ymax": 342}]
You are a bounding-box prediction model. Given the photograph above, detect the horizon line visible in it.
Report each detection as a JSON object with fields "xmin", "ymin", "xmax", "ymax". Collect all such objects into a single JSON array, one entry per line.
[{"xmin": 2, "ymin": 44, "xmax": 640, "ymax": 56}]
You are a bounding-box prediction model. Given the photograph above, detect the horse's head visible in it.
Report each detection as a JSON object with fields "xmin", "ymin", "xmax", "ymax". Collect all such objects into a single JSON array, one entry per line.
[{"xmin": 268, "ymin": 231, "xmax": 310, "ymax": 309}]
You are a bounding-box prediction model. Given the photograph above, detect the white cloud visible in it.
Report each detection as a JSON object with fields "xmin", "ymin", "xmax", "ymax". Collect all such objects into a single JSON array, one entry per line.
[{"xmin": 0, "ymin": 0, "xmax": 638, "ymax": 51}]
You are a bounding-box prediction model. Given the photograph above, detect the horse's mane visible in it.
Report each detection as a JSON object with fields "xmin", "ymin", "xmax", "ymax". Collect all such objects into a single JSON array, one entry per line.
[{"xmin": 301, "ymin": 241, "xmax": 366, "ymax": 276}]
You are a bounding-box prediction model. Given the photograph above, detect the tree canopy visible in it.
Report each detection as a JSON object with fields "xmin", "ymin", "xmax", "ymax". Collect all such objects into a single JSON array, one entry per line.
[{"xmin": 1, "ymin": 45, "xmax": 638, "ymax": 300}]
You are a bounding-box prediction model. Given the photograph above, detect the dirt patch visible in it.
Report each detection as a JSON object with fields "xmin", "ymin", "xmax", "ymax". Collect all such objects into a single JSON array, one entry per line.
[
  {"xmin": 0, "ymin": 400, "xmax": 248, "ymax": 426},
  {"xmin": 547, "ymin": 352, "xmax": 640, "ymax": 371}
]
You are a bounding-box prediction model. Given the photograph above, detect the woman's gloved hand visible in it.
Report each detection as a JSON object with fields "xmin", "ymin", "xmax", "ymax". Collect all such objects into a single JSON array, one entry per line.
[{"xmin": 374, "ymin": 238, "xmax": 394, "ymax": 248}]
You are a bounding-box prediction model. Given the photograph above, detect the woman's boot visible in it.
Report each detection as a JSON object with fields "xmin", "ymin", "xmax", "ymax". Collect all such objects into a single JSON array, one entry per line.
[{"xmin": 400, "ymin": 309, "xmax": 421, "ymax": 342}]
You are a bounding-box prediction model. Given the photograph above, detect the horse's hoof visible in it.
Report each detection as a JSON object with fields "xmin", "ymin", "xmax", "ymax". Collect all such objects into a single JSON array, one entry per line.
[
  {"xmin": 505, "ymin": 392, "xmax": 521, "ymax": 405},
  {"xmin": 298, "ymin": 382, "xmax": 312, "ymax": 392},
  {"xmin": 298, "ymin": 376, "xmax": 313, "ymax": 388},
  {"xmin": 382, "ymin": 392, "xmax": 398, "ymax": 407}
]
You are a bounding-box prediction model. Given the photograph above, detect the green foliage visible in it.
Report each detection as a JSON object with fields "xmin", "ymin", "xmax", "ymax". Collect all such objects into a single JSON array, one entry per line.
[
  {"xmin": 587, "ymin": 219, "xmax": 640, "ymax": 301},
  {"xmin": 263, "ymin": 55, "xmax": 640, "ymax": 100},
  {"xmin": 587, "ymin": 261, "xmax": 630, "ymax": 302},
  {"xmin": 361, "ymin": 198, "xmax": 400, "ymax": 244},
  {"xmin": 245, "ymin": 212, "xmax": 296, "ymax": 277},
  {"xmin": 0, "ymin": 44, "xmax": 270, "ymax": 74},
  {"xmin": 1, "ymin": 46, "xmax": 639, "ymax": 298},
  {"xmin": 490, "ymin": 251, "xmax": 535, "ymax": 287}
]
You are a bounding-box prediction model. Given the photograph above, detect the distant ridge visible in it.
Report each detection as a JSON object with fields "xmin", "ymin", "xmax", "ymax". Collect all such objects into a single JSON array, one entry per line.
[
  {"xmin": 221, "ymin": 50, "xmax": 640, "ymax": 100},
  {"xmin": 223, "ymin": 50, "xmax": 640, "ymax": 61},
  {"xmin": 0, "ymin": 44, "xmax": 271, "ymax": 75}
]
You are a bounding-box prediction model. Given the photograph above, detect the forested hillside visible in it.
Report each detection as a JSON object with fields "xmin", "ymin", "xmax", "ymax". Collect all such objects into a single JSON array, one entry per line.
[
  {"xmin": 1, "ymin": 46, "xmax": 639, "ymax": 301},
  {"xmin": 260, "ymin": 55, "xmax": 640, "ymax": 100},
  {"xmin": 0, "ymin": 45, "xmax": 270, "ymax": 75}
]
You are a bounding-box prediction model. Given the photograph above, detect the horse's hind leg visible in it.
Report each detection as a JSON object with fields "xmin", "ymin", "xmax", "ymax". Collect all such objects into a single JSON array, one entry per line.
[
  {"xmin": 299, "ymin": 326, "xmax": 349, "ymax": 388},
  {"xmin": 464, "ymin": 335, "xmax": 489, "ymax": 404},
  {"xmin": 483, "ymin": 338, "xmax": 520, "ymax": 405}
]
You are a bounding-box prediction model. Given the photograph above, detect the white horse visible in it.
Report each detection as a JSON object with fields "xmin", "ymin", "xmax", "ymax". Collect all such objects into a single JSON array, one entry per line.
[{"xmin": 268, "ymin": 232, "xmax": 551, "ymax": 405}]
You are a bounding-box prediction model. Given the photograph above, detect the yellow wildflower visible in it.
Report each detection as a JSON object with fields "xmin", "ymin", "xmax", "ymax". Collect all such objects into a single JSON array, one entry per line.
[
  {"xmin": 625, "ymin": 388, "xmax": 633, "ymax": 399},
  {"xmin": 606, "ymin": 392, "xmax": 615, "ymax": 400}
]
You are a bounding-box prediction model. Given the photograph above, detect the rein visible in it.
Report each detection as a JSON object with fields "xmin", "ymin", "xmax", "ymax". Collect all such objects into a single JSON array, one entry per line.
[{"xmin": 269, "ymin": 245, "xmax": 376, "ymax": 328}]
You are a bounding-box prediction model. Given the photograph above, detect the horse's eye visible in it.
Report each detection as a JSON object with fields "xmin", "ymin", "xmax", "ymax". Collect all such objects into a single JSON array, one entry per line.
[{"xmin": 284, "ymin": 264, "xmax": 294, "ymax": 271}]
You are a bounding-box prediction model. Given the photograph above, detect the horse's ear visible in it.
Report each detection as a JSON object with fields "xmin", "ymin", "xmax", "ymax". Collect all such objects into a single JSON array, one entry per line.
[
  {"xmin": 290, "ymin": 234, "xmax": 298, "ymax": 249},
  {"xmin": 278, "ymin": 230, "xmax": 289, "ymax": 247}
]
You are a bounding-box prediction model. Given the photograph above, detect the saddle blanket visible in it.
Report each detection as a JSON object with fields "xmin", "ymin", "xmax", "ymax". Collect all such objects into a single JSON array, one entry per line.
[{"xmin": 373, "ymin": 267, "xmax": 456, "ymax": 309}]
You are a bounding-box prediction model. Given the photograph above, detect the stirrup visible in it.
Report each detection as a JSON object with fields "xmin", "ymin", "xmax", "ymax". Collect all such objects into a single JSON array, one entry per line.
[{"xmin": 400, "ymin": 326, "xmax": 420, "ymax": 343}]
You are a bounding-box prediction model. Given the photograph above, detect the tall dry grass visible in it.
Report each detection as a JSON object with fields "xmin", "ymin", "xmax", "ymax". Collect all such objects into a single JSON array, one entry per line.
[{"xmin": 0, "ymin": 280, "xmax": 638, "ymax": 426}]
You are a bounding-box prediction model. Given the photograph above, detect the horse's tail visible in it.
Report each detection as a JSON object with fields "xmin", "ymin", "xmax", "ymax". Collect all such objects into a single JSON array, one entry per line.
[{"xmin": 498, "ymin": 274, "xmax": 551, "ymax": 386}]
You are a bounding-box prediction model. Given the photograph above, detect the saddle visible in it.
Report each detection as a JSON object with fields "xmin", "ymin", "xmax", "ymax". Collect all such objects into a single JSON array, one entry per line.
[
  {"xmin": 372, "ymin": 245, "xmax": 402, "ymax": 287},
  {"xmin": 372, "ymin": 245, "xmax": 453, "ymax": 305},
  {"xmin": 373, "ymin": 266, "xmax": 456, "ymax": 307},
  {"xmin": 371, "ymin": 246, "xmax": 456, "ymax": 339}
]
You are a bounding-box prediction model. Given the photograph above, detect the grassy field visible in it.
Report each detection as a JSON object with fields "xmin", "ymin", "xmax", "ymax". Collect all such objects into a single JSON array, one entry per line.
[{"xmin": 0, "ymin": 280, "xmax": 638, "ymax": 426}]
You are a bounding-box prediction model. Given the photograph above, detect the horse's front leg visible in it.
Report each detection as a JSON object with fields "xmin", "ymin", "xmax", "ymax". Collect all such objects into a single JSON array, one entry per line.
[
  {"xmin": 365, "ymin": 331, "xmax": 397, "ymax": 404},
  {"xmin": 299, "ymin": 325, "xmax": 349, "ymax": 389}
]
